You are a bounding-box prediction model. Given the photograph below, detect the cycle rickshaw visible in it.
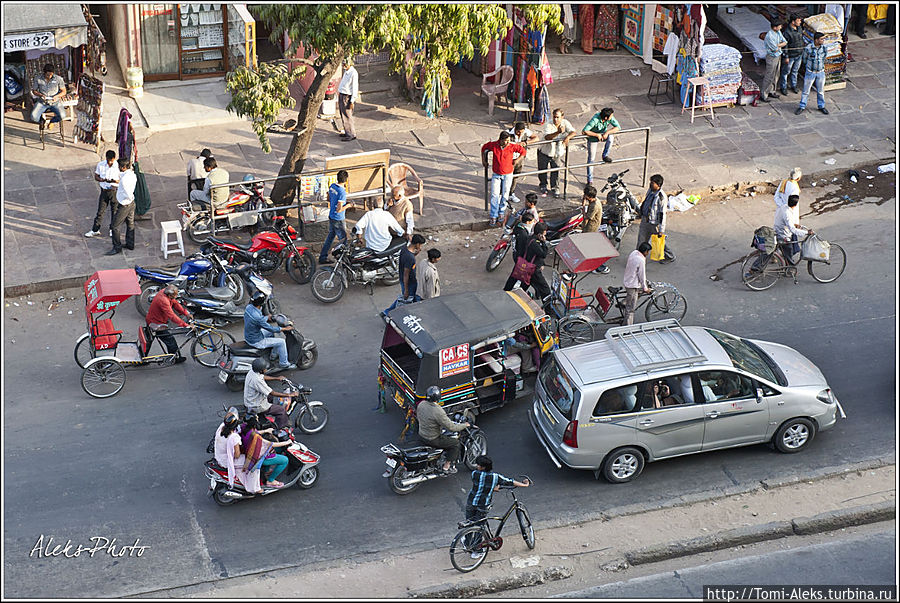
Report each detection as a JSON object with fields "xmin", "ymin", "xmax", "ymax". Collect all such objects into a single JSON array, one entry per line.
[
  {"xmin": 75, "ymin": 269, "xmax": 234, "ymax": 398},
  {"xmin": 546, "ymin": 233, "xmax": 688, "ymax": 347}
]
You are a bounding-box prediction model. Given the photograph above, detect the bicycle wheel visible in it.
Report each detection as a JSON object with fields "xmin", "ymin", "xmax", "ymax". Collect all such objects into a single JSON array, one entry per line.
[
  {"xmin": 449, "ymin": 526, "xmax": 489, "ymax": 572},
  {"xmin": 81, "ymin": 359, "xmax": 126, "ymax": 398},
  {"xmin": 74, "ymin": 333, "xmax": 95, "ymax": 368},
  {"xmin": 190, "ymin": 330, "xmax": 228, "ymax": 367},
  {"xmin": 645, "ymin": 288, "xmax": 687, "ymax": 322},
  {"xmin": 807, "ymin": 243, "xmax": 846, "ymax": 283},
  {"xmin": 741, "ymin": 251, "xmax": 783, "ymax": 291},
  {"xmin": 516, "ymin": 506, "xmax": 535, "ymax": 550},
  {"xmin": 557, "ymin": 316, "xmax": 595, "ymax": 347}
]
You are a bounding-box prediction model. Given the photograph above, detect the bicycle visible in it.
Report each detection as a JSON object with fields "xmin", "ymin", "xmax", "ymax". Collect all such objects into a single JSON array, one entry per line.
[
  {"xmin": 449, "ymin": 477, "xmax": 535, "ymax": 572},
  {"xmin": 553, "ymin": 278, "xmax": 688, "ymax": 347},
  {"xmin": 740, "ymin": 234, "xmax": 846, "ymax": 291}
]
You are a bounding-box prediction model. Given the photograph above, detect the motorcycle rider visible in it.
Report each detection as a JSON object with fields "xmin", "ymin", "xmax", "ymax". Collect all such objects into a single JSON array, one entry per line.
[
  {"xmin": 243, "ymin": 357, "xmax": 297, "ymax": 431},
  {"xmin": 189, "ymin": 156, "xmax": 230, "ymax": 212},
  {"xmin": 243, "ymin": 291, "xmax": 296, "ymax": 371},
  {"xmin": 353, "ymin": 202, "xmax": 405, "ymax": 252},
  {"xmin": 417, "ymin": 386, "xmax": 470, "ymax": 474},
  {"xmin": 145, "ymin": 284, "xmax": 193, "ymax": 363},
  {"xmin": 214, "ymin": 410, "xmax": 261, "ymax": 493}
]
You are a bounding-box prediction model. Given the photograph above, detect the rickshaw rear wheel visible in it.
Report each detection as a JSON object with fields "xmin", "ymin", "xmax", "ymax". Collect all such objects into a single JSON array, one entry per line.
[
  {"xmin": 74, "ymin": 332, "xmax": 95, "ymax": 369},
  {"xmin": 557, "ymin": 316, "xmax": 596, "ymax": 347},
  {"xmin": 81, "ymin": 358, "xmax": 127, "ymax": 398}
]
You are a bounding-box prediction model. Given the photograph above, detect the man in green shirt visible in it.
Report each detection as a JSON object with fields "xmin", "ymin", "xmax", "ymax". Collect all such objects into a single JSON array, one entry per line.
[{"xmin": 581, "ymin": 107, "xmax": 620, "ymax": 184}]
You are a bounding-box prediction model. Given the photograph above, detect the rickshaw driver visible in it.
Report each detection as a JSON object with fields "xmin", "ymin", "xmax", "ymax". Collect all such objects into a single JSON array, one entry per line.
[
  {"xmin": 146, "ymin": 284, "xmax": 193, "ymax": 363},
  {"xmin": 417, "ymin": 386, "xmax": 470, "ymax": 474}
]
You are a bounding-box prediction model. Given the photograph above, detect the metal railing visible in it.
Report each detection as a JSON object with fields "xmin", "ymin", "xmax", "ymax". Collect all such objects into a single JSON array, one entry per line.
[{"xmin": 482, "ymin": 126, "xmax": 651, "ymax": 211}]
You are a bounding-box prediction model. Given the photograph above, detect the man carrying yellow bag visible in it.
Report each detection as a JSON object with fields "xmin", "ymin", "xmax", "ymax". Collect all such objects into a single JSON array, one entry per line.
[{"xmin": 637, "ymin": 174, "xmax": 676, "ymax": 264}]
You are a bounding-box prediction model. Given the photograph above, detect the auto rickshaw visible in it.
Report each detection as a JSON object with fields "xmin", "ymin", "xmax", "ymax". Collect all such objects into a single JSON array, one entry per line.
[{"xmin": 379, "ymin": 289, "xmax": 557, "ymax": 432}]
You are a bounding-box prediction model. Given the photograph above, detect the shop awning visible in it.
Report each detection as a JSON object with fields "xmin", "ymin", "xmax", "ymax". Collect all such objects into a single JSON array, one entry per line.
[{"xmin": 3, "ymin": 4, "xmax": 88, "ymax": 52}]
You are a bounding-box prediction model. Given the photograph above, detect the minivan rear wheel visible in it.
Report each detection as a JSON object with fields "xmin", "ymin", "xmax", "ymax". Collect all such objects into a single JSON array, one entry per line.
[
  {"xmin": 601, "ymin": 447, "xmax": 645, "ymax": 483},
  {"xmin": 773, "ymin": 418, "xmax": 815, "ymax": 453}
]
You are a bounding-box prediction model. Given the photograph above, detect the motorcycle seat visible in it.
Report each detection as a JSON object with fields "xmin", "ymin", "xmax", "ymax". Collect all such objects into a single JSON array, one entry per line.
[
  {"xmin": 194, "ymin": 286, "xmax": 236, "ymax": 300},
  {"xmin": 373, "ymin": 237, "xmax": 407, "ymax": 258},
  {"xmin": 401, "ymin": 448, "xmax": 442, "ymax": 462},
  {"xmin": 205, "ymin": 458, "xmax": 226, "ymax": 471},
  {"xmin": 544, "ymin": 215, "xmax": 572, "ymax": 232},
  {"xmin": 228, "ymin": 341, "xmax": 265, "ymax": 355},
  {"xmin": 208, "ymin": 236, "xmax": 253, "ymax": 252},
  {"xmin": 135, "ymin": 265, "xmax": 179, "ymax": 279}
]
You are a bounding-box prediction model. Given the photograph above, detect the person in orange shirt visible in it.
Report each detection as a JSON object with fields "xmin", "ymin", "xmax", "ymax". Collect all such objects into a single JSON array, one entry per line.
[{"xmin": 145, "ymin": 285, "xmax": 193, "ymax": 363}]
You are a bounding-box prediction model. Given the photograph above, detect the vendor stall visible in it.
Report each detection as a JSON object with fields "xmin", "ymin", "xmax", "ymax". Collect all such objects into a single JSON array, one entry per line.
[{"xmin": 715, "ymin": 5, "xmax": 770, "ymax": 64}]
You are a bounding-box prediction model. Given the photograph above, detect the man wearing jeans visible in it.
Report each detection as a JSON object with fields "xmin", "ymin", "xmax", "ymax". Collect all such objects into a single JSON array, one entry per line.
[
  {"xmin": 29, "ymin": 64, "xmax": 66, "ymax": 126},
  {"xmin": 538, "ymin": 108, "xmax": 576, "ymax": 197},
  {"xmin": 481, "ymin": 132, "xmax": 526, "ymax": 227},
  {"xmin": 795, "ymin": 32, "xmax": 829, "ymax": 115},
  {"xmin": 318, "ymin": 169, "xmax": 353, "ymax": 264},
  {"xmin": 582, "ymin": 107, "xmax": 620, "ymax": 183},
  {"xmin": 243, "ymin": 293, "xmax": 296, "ymax": 370},
  {"xmin": 779, "ymin": 14, "xmax": 805, "ymax": 95}
]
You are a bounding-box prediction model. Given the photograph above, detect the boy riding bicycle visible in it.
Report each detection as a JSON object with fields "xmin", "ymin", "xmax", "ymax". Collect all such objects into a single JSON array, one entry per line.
[{"xmin": 465, "ymin": 455, "xmax": 530, "ymax": 522}]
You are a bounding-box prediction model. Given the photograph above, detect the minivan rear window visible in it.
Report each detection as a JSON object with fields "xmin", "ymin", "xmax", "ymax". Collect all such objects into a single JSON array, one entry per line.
[{"xmin": 539, "ymin": 356, "xmax": 577, "ymax": 419}]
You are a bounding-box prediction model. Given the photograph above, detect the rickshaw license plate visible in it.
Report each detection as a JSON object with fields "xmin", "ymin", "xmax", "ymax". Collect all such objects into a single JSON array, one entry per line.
[
  {"xmin": 385, "ymin": 458, "xmax": 397, "ymax": 468},
  {"xmin": 218, "ymin": 371, "xmax": 228, "ymax": 384}
]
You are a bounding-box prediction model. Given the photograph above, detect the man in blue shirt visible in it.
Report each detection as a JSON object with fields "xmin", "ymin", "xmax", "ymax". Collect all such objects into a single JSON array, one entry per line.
[
  {"xmin": 760, "ymin": 20, "xmax": 787, "ymax": 102},
  {"xmin": 465, "ymin": 455, "xmax": 530, "ymax": 522},
  {"xmin": 795, "ymin": 32, "xmax": 830, "ymax": 115},
  {"xmin": 243, "ymin": 293, "xmax": 296, "ymax": 370},
  {"xmin": 318, "ymin": 169, "xmax": 354, "ymax": 264}
]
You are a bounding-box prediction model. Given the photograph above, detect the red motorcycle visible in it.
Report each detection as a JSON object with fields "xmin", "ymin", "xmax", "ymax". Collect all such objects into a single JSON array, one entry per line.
[
  {"xmin": 202, "ymin": 217, "xmax": 317, "ymax": 284},
  {"xmin": 485, "ymin": 207, "xmax": 585, "ymax": 272}
]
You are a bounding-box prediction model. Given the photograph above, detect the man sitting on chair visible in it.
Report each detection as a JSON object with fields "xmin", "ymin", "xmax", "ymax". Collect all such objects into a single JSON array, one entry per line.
[{"xmin": 30, "ymin": 64, "xmax": 66, "ymax": 128}]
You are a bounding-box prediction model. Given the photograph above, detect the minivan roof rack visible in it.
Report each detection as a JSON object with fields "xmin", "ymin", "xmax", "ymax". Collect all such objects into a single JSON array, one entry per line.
[{"xmin": 605, "ymin": 319, "xmax": 706, "ymax": 373}]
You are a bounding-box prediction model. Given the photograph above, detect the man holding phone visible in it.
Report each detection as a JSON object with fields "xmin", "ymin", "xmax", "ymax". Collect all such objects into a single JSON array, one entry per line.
[{"xmin": 30, "ymin": 64, "xmax": 67, "ymax": 127}]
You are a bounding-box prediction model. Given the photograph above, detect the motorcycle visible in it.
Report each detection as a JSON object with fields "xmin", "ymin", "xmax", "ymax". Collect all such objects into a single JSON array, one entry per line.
[
  {"xmin": 310, "ymin": 237, "xmax": 404, "ymax": 304},
  {"xmin": 134, "ymin": 253, "xmax": 245, "ymax": 316},
  {"xmin": 543, "ymin": 207, "xmax": 585, "ymax": 248},
  {"xmin": 179, "ymin": 176, "xmax": 275, "ymax": 245},
  {"xmin": 216, "ymin": 314, "xmax": 318, "ymax": 391},
  {"xmin": 177, "ymin": 264, "xmax": 277, "ymax": 326},
  {"xmin": 205, "ymin": 409, "xmax": 321, "ymax": 506},
  {"xmin": 380, "ymin": 411, "xmax": 488, "ymax": 495},
  {"xmin": 202, "ymin": 216, "xmax": 317, "ymax": 284},
  {"xmin": 485, "ymin": 211, "xmax": 525, "ymax": 273},
  {"xmin": 599, "ymin": 169, "xmax": 640, "ymax": 250}
]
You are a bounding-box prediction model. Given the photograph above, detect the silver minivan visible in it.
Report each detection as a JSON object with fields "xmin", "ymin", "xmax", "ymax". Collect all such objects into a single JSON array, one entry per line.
[{"xmin": 529, "ymin": 320, "xmax": 844, "ymax": 483}]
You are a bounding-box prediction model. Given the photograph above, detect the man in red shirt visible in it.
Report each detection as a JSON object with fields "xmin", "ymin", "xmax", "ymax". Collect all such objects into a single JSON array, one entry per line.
[
  {"xmin": 481, "ymin": 131, "xmax": 526, "ymax": 227},
  {"xmin": 145, "ymin": 285, "xmax": 193, "ymax": 363}
]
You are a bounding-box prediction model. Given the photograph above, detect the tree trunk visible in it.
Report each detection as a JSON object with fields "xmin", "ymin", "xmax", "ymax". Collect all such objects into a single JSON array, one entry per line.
[{"xmin": 270, "ymin": 52, "xmax": 344, "ymax": 206}]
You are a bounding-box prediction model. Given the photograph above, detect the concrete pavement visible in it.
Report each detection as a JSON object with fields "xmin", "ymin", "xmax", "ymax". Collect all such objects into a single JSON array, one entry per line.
[{"xmin": 2, "ymin": 35, "xmax": 895, "ymax": 296}]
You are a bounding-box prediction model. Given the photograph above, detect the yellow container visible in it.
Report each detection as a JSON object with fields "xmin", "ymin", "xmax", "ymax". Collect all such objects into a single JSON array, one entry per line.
[{"xmin": 125, "ymin": 67, "xmax": 144, "ymax": 99}]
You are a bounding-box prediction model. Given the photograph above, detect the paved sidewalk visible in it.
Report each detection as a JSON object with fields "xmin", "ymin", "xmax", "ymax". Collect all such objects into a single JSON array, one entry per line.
[{"xmin": 2, "ymin": 35, "xmax": 894, "ymax": 295}]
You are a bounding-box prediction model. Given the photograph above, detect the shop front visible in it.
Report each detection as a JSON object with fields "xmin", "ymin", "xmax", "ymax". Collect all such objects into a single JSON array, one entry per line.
[{"xmin": 106, "ymin": 3, "xmax": 256, "ymax": 83}]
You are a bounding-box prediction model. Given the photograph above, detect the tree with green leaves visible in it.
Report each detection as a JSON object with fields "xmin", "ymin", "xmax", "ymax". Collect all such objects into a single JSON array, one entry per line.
[{"xmin": 226, "ymin": 4, "xmax": 561, "ymax": 206}]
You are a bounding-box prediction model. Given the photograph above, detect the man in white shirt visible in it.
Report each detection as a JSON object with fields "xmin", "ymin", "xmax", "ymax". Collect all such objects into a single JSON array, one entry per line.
[
  {"xmin": 85, "ymin": 150, "xmax": 119, "ymax": 237},
  {"xmin": 774, "ymin": 194, "xmax": 813, "ymax": 264},
  {"xmin": 186, "ymin": 148, "xmax": 212, "ymax": 196},
  {"xmin": 353, "ymin": 205, "xmax": 405, "ymax": 252},
  {"xmin": 773, "ymin": 167, "xmax": 801, "ymax": 208},
  {"xmin": 538, "ymin": 108, "xmax": 576, "ymax": 197},
  {"xmin": 506, "ymin": 122, "xmax": 537, "ymax": 204},
  {"xmin": 337, "ymin": 57, "xmax": 359, "ymax": 141},
  {"xmin": 107, "ymin": 158, "xmax": 137, "ymax": 255},
  {"xmin": 622, "ymin": 242, "xmax": 652, "ymax": 325}
]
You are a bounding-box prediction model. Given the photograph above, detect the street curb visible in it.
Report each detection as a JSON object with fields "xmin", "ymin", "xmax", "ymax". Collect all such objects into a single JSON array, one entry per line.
[
  {"xmin": 624, "ymin": 501, "xmax": 896, "ymax": 567},
  {"xmin": 407, "ymin": 566, "xmax": 572, "ymax": 599}
]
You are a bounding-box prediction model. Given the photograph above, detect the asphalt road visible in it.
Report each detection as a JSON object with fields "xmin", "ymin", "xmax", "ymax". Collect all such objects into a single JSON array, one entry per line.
[
  {"xmin": 555, "ymin": 527, "xmax": 897, "ymax": 599},
  {"xmin": 3, "ymin": 192, "xmax": 895, "ymax": 597}
]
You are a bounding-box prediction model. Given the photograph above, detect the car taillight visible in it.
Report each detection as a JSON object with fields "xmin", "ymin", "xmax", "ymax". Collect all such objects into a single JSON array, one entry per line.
[
  {"xmin": 562, "ymin": 420, "xmax": 578, "ymax": 448},
  {"xmin": 816, "ymin": 389, "xmax": 835, "ymax": 404}
]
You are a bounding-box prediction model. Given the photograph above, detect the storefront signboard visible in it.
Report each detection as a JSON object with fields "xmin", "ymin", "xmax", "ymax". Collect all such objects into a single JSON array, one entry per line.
[{"xmin": 4, "ymin": 31, "xmax": 56, "ymax": 52}]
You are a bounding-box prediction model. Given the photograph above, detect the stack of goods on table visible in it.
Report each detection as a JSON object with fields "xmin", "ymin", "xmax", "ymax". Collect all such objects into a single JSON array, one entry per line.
[
  {"xmin": 751, "ymin": 4, "xmax": 810, "ymax": 23},
  {"xmin": 803, "ymin": 13, "xmax": 846, "ymax": 87},
  {"xmin": 698, "ymin": 44, "xmax": 742, "ymax": 106}
]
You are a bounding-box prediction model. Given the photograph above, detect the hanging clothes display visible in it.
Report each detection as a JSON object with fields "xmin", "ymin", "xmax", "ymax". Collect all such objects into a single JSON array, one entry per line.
[
  {"xmin": 532, "ymin": 76, "xmax": 550, "ymax": 125},
  {"xmin": 115, "ymin": 107, "xmax": 135, "ymax": 162},
  {"xmin": 619, "ymin": 4, "xmax": 645, "ymax": 56},
  {"xmin": 593, "ymin": 5, "xmax": 619, "ymax": 50},
  {"xmin": 580, "ymin": 4, "xmax": 595, "ymax": 54}
]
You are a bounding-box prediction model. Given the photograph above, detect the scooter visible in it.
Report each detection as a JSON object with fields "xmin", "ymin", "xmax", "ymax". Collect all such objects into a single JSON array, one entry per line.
[
  {"xmin": 179, "ymin": 175, "xmax": 275, "ymax": 245},
  {"xmin": 599, "ymin": 169, "xmax": 640, "ymax": 250},
  {"xmin": 381, "ymin": 411, "xmax": 488, "ymax": 495},
  {"xmin": 202, "ymin": 216, "xmax": 317, "ymax": 284},
  {"xmin": 134, "ymin": 253, "xmax": 244, "ymax": 316},
  {"xmin": 205, "ymin": 410, "xmax": 320, "ymax": 506},
  {"xmin": 216, "ymin": 314, "xmax": 317, "ymax": 392}
]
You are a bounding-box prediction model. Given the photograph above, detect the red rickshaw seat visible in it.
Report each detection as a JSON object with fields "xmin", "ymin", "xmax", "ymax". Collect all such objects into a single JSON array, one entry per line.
[
  {"xmin": 596, "ymin": 287, "xmax": 612, "ymax": 313},
  {"xmin": 92, "ymin": 318, "xmax": 122, "ymax": 350},
  {"xmin": 138, "ymin": 326, "xmax": 151, "ymax": 357},
  {"xmin": 567, "ymin": 289, "xmax": 588, "ymax": 310}
]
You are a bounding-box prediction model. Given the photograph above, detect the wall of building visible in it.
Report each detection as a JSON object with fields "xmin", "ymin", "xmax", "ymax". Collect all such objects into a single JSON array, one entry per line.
[{"xmin": 106, "ymin": 3, "xmax": 129, "ymax": 81}]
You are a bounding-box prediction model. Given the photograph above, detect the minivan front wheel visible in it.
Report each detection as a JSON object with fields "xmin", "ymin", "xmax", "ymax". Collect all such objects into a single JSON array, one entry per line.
[
  {"xmin": 773, "ymin": 418, "xmax": 815, "ymax": 453},
  {"xmin": 601, "ymin": 447, "xmax": 645, "ymax": 483}
]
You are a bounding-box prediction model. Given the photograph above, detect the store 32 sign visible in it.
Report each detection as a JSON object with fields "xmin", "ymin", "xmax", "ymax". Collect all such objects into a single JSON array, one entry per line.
[{"xmin": 4, "ymin": 32, "xmax": 55, "ymax": 52}]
